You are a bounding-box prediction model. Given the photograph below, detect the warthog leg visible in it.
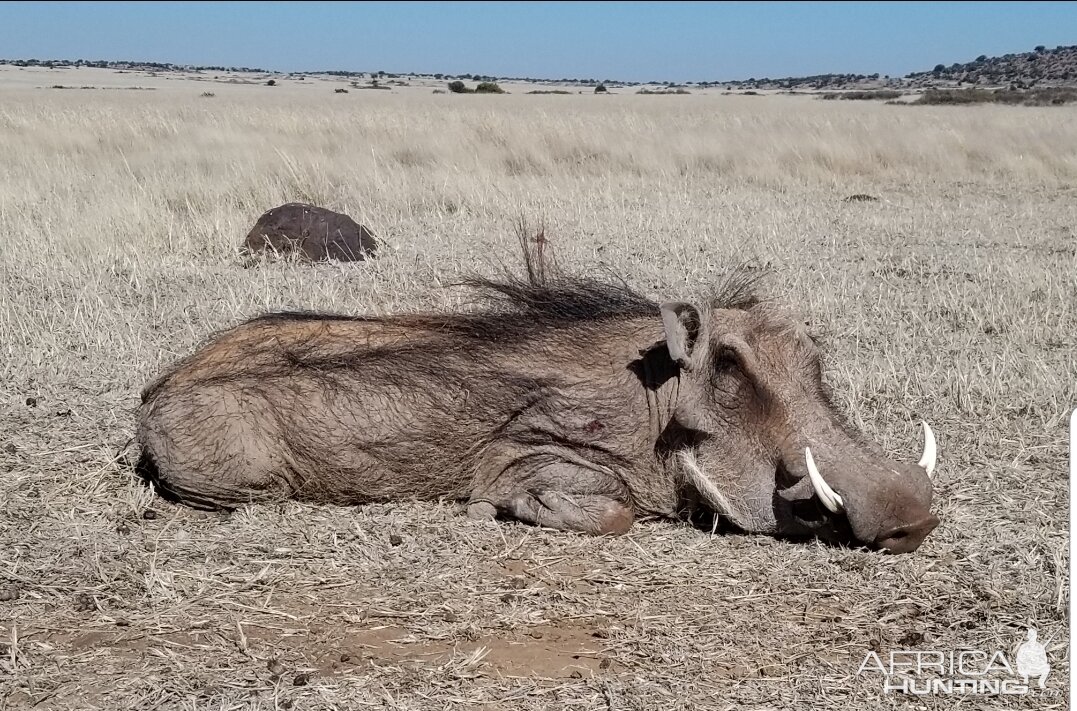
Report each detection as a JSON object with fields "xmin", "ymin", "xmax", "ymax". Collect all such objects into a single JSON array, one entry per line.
[
  {"xmin": 509, "ymin": 491, "xmax": 634, "ymax": 536},
  {"xmin": 468, "ymin": 449, "xmax": 635, "ymax": 535},
  {"xmin": 467, "ymin": 491, "xmax": 633, "ymax": 535}
]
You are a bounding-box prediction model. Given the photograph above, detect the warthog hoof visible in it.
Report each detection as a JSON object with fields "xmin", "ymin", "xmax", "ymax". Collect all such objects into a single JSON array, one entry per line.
[{"xmin": 467, "ymin": 500, "xmax": 498, "ymax": 521}]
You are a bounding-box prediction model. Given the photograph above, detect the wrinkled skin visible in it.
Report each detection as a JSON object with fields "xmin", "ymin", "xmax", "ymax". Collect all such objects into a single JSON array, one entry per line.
[{"xmin": 137, "ymin": 261, "xmax": 939, "ymax": 553}]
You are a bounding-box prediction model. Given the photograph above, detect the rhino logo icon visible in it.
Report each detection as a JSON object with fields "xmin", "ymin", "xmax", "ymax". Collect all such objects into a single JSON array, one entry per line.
[{"xmin": 1015, "ymin": 628, "xmax": 1050, "ymax": 689}]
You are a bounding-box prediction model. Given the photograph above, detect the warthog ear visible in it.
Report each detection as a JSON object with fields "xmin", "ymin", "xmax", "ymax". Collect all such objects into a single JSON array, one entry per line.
[{"xmin": 660, "ymin": 302, "xmax": 703, "ymax": 371}]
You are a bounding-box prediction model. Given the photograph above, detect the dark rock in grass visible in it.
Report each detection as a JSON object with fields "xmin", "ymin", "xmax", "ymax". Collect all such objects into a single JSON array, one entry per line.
[{"xmin": 242, "ymin": 203, "xmax": 378, "ymax": 263}]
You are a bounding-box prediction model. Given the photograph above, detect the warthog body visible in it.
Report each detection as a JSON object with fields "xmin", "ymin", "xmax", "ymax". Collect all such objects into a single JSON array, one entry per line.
[{"xmin": 138, "ymin": 245, "xmax": 939, "ymax": 552}]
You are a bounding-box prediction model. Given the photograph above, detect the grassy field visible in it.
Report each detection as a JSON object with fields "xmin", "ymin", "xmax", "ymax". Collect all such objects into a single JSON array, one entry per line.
[{"xmin": 0, "ymin": 67, "xmax": 1074, "ymax": 709}]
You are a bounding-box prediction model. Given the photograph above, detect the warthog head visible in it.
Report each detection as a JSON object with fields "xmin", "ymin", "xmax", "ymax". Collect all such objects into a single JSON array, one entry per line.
[{"xmin": 661, "ymin": 298, "xmax": 938, "ymax": 554}]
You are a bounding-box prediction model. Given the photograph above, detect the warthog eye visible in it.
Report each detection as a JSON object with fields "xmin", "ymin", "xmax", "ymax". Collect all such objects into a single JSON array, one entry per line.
[
  {"xmin": 708, "ymin": 352, "xmax": 744, "ymax": 393},
  {"xmin": 712, "ymin": 350, "xmax": 738, "ymax": 372}
]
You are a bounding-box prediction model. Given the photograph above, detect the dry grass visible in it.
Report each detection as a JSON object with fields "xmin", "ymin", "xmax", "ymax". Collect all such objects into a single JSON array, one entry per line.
[{"xmin": 0, "ymin": 67, "xmax": 1074, "ymax": 709}]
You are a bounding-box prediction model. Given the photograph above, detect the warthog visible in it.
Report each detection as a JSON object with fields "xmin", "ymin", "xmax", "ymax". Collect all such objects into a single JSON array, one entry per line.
[{"xmin": 137, "ymin": 242, "xmax": 940, "ymax": 553}]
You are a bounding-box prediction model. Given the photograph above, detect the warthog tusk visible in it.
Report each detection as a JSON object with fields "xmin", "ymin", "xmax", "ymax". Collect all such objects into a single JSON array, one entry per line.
[
  {"xmin": 805, "ymin": 447, "xmax": 844, "ymax": 514},
  {"xmin": 918, "ymin": 420, "xmax": 937, "ymax": 479}
]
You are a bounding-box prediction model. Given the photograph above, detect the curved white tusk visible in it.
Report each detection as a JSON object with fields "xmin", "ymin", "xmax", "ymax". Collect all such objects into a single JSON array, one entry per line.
[
  {"xmin": 805, "ymin": 447, "xmax": 844, "ymax": 514},
  {"xmin": 918, "ymin": 420, "xmax": 937, "ymax": 479}
]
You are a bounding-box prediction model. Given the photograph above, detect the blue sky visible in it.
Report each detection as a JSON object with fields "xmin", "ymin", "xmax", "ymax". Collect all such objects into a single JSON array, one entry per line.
[{"xmin": 1, "ymin": 1, "xmax": 1074, "ymax": 82}]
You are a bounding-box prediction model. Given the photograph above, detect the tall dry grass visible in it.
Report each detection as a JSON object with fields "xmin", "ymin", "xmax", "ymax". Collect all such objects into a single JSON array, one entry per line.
[
  {"xmin": 1, "ymin": 87, "xmax": 1073, "ymax": 428},
  {"xmin": 0, "ymin": 76, "xmax": 1074, "ymax": 708}
]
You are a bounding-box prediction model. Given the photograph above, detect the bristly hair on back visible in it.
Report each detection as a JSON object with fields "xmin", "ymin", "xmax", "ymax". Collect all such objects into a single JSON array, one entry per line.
[
  {"xmin": 703, "ymin": 266, "xmax": 766, "ymax": 313},
  {"xmin": 454, "ymin": 221, "xmax": 766, "ymax": 324},
  {"xmin": 453, "ymin": 221, "xmax": 659, "ymax": 323}
]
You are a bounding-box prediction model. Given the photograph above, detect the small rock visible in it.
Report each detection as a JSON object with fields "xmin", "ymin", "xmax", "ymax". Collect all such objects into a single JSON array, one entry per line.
[
  {"xmin": 116, "ymin": 523, "xmax": 130, "ymax": 535},
  {"xmin": 267, "ymin": 658, "xmax": 285, "ymax": 677},
  {"xmin": 293, "ymin": 672, "xmax": 310, "ymax": 686},
  {"xmin": 599, "ymin": 658, "xmax": 612, "ymax": 670},
  {"xmin": 899, "ymin": 630, "xmax": 926, "ymax": 646},
  {"xmin": 3, "ymin": 443, "xmax": 15, "ymax": 454},
  {"xmin": 142, "ymin": 509, "xmax": 157, "ymax": 520},
  {"xmin": 591, "ymin": 629, "xmax": 610, "ymax": 638},
  {"xmin": 25, "ymin": 397, "xmax": 37, "ymax": 407},
  {"xmin": 115, "ymin": 619, "xmax": 129, "ymax": 627},
  {"xmin": 280, "ymin": 700, "xmax": 294, "ymax": 710},
  {"xmin": 569, "ymin": 669, "xmax": 584, "ymax": 679},
  {"xmin": 529, "ymin": 630, "xmax": 544, "ymax": 639},
  {"xmin": 500, "ymin": 593, "xmax": 515, "ymax": 603},
  {"xmin": 73, "ymin": 593, "xmax": 95, "ymax": 612},
  {"xmin": 0, "ymin": 588, "xmax": 21, "ymax": 602},
  {"xmin": 388, "ymin": 533, "xmax": 403, "ymax": 547},
  {"xmin": 339, "ymin": 653, "xmax": 351, "ymax": 663},
  {"xmin": 442, "ymin": 611, "xmax": 458, "ymax": 622},
  {"xmin": 510, "ymin": 576, "xmax": 528, "ymax": 589}
]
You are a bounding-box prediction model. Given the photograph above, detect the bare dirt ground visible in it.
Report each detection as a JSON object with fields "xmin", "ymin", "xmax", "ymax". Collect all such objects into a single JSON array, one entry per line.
[{"xmin": 0, "ymin": 66, "xmax": 1074, "ymax": 710}]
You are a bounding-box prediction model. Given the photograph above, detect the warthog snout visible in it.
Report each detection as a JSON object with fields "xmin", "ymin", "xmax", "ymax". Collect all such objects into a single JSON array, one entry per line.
[
  {"xmin": 794, "ymin": 422, "xmax": 939, "ymax": 553},
  {"xmin": 874, "ymin": 514, "xmax": 941, "ymax": 554}
]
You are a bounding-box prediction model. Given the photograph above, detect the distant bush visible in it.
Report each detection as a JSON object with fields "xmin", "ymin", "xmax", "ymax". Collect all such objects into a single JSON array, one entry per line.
[
  {"xmin": 527, "ymin": 89, "xmax": 572, "ymax": 94},
  {"xmin": 637, "ymin": 88, "xmax": 690, "ymax": 95},
  {"xmin": 447, "ymin": 81, "xmax": 505, "ymax": 94},
  {"xmin": 266, "ymin": 79, "xmax": 276, "ymax": 86},
  {"xmin": 1010, "ymin": 88, "xmax": 1077, "ymax": 105},
  {"xmin": 595, "ymin": 84, "xmax": 608, "ymax": 94},
  {"xmin": 432, "ymin": 89, "xmax": 446, "ymax": 94},
  {"xmin": 200, "ymin": 91, "xmax": 215, "ymax": 98},
  {"xmin": 334, "ymin": 88, "xmax": 348, "ymax": 93},
  {"xmin": 911, "ymin": 87, "xmax": 1077, "ymax": 106},
  {"xmin": 819, "ymin": 90, "xmax": 902, "ymax": 101}
]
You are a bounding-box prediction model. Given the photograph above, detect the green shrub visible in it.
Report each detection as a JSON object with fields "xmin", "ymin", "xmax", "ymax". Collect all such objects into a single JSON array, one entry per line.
[
  {"xmin": 447, "ymin": 80, "xmax": 469, "ymax": 93},
  {"xmin": 475, "ymin": 82, "xmax": 505, "ymax": 94}
]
